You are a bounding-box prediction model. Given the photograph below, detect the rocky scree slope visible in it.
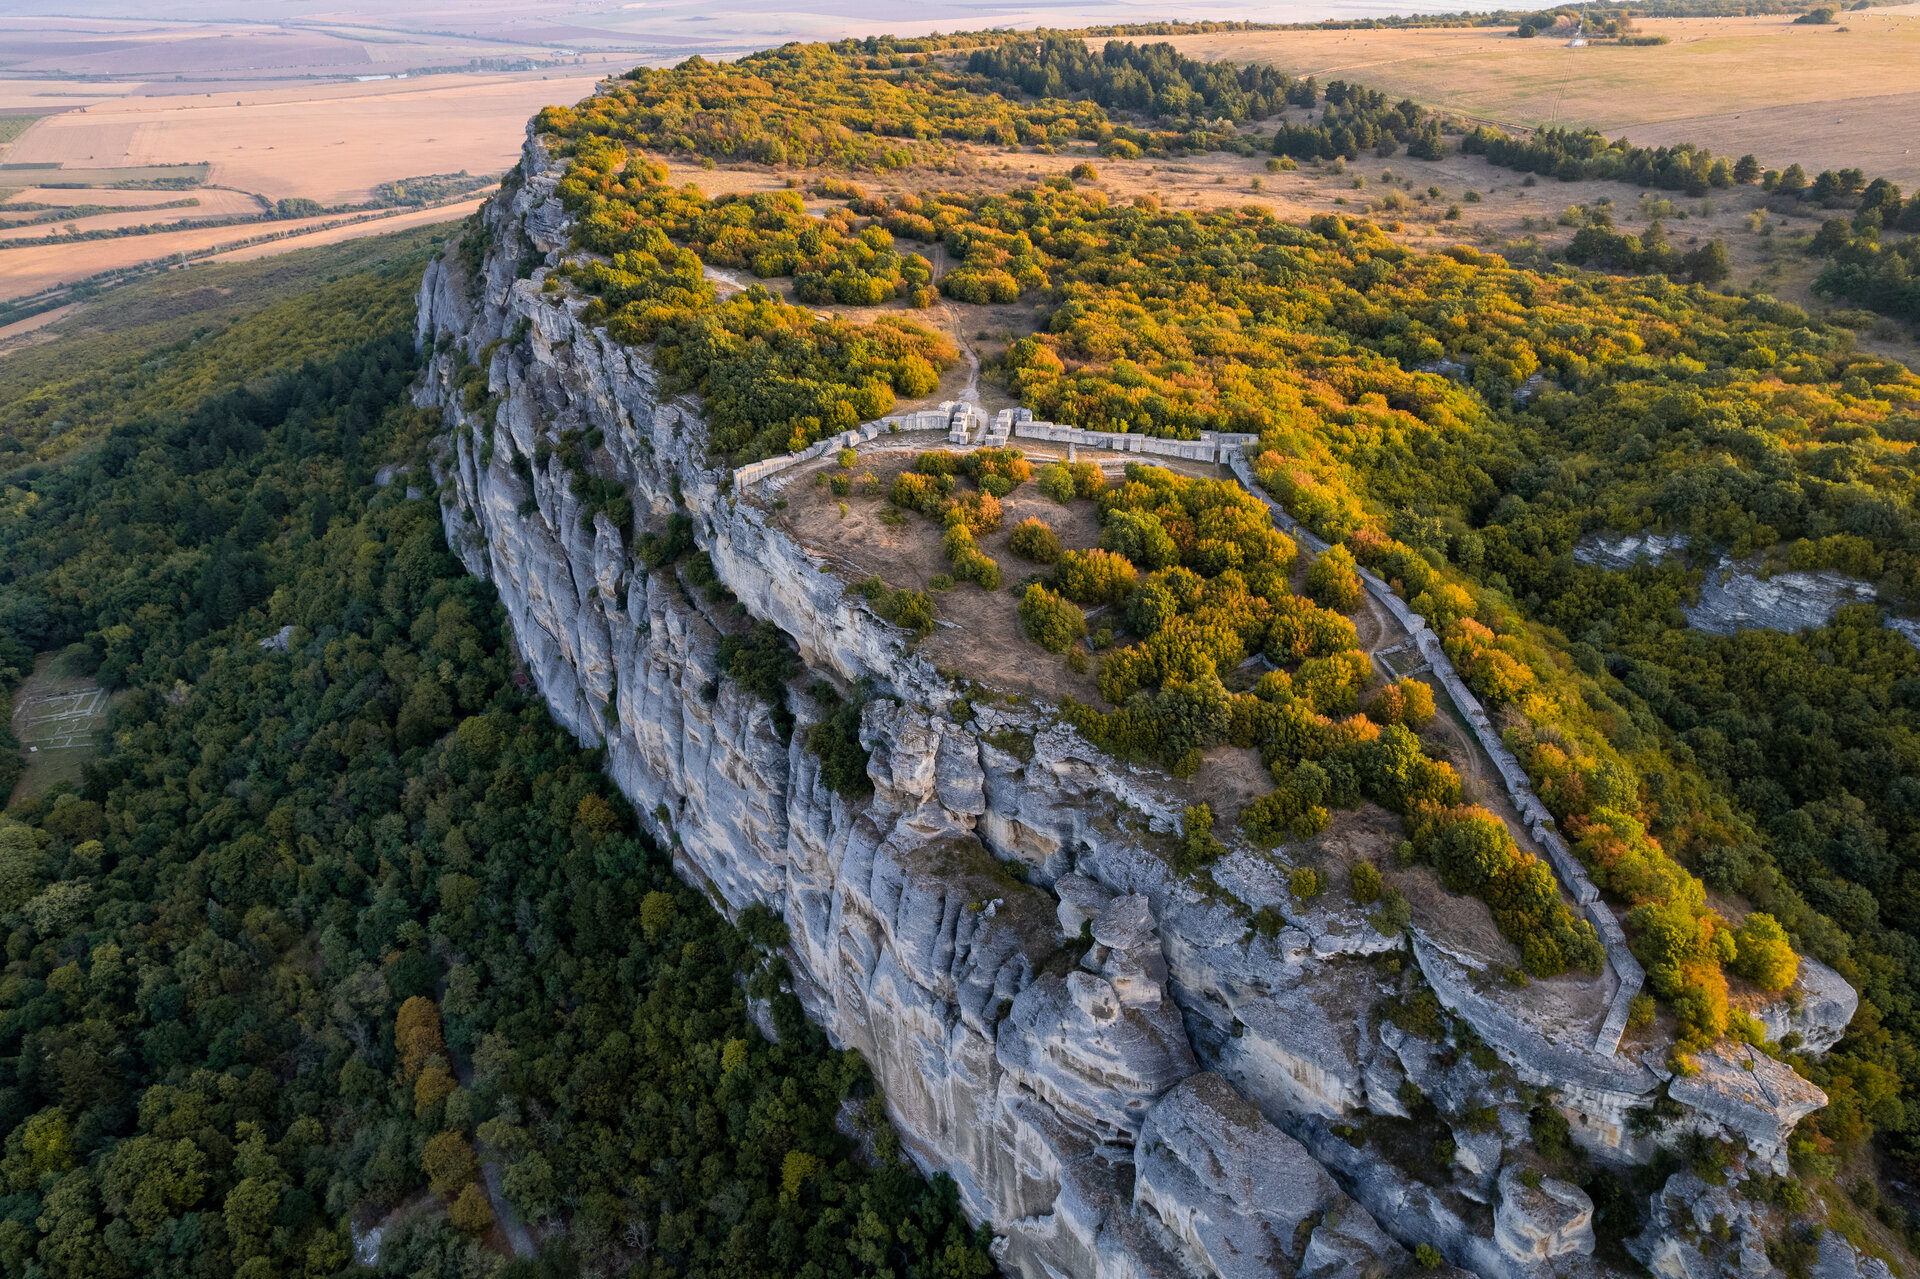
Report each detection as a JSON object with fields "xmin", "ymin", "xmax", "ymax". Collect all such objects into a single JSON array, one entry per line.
[{"xmin": 411, "ymin": 126, "xmax": 1866, "ymax": 1279}]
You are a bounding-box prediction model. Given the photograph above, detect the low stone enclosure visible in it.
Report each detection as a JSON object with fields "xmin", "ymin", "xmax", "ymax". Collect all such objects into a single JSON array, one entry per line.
[{"xmin": 738, "ymin": 412, "xmax": 1646, "ymax": 1057}]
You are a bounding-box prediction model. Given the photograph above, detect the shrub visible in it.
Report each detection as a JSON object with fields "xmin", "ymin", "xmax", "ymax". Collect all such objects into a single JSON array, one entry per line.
[
  {"xmin": 941, "ymin": 489, "xmax": 1003, "ymax": 534},
  {"xmin": 1175, "ymin": 803, "xmax": 1227, "ymax": 875},
  {"xmin": 1056, "ymin": 547, "xmax": 1138, "ymax": 604},
  {"xmin": 912, "ymin": 450, "xmax": 967, "ymax": 476},
  {"xmin": 450, "ymin": 1183, "xmax": 494, "ymax": 1234},
  {"xmin": 1070, "ymin": 161, "xmax": 1099, "ymax": 182},
  {"xmin": 1371, "ymin": 886, "xmax": 1412, "ymax": 936},
  {"xmin": 1038, "ymin": 461, "xmax": 1077, "ymax": 503},
  {"xmin": 1306, "ymin": 544, "xmax": 1364, "ymax": 612},
  {"xmin": 1415, "ymin": 1244, "xmax": 1443, "ymax": 1269},
  {"xmin": 1240, "ymin": 767, "xmax": 1332, "ymax": 845},
  {"xmin": 1729, "ymin": 913, "xmax": 1798, "ymax": 992},
  {"xmin": 1293, "ymin": 650, "xmax": 1369, "ymax": 715},
  {"xmin": 1351, "ymin": 861, "xmax": 1382, "ymax": 904},
  {"xmin": 1069, "ymin": 460, "xmax": 1107, "ymax": 499},
  {"xmin": 889, "ymin": 470, "xmax": 951, "ymax": 515},
  {"xmin": 854, "ymin": 575, "xmax": 935, "ymax": 637},
  {"xmin": 1412, "ymin": 804, "xmax": 1604, "ymax": 977},
  {"xmin": 1010, "ymin": 516, "xmax": 1063, "ymax": 564},
  {"xmin": 1019, "ymin": 584, "xmax": 1087, "ymax": 653},
  {"xmin": 964, "ymin": 446, "xmax": 1032, "ymax": 490},
  {"xmin": 1628, "ymin": 993, "xmax": 1656, "ymax": 1029},
  {"xmin": 951, "ymin": 546, "xmax": 1002, "ymax": 590},
  {"xmin": 1290, "ymin": 866, "xmax": 1325, "ymax": 900},
  {"xmin": 1266, "ymin": 595, "xmax": 1359, "ymax": 663},
  {"xmin": 806, "ymin": 682, "xmax": 873, "ymax": 797},
  {"xmin": 1368, "ymin": 677, "xmax": 1436, "ymax": 727}
]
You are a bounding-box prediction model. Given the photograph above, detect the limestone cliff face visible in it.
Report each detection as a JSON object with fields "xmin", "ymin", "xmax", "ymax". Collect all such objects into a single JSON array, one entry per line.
[{"xmin": 414, "ymin": 126, "xmax": 1855, "ymax": 1279}]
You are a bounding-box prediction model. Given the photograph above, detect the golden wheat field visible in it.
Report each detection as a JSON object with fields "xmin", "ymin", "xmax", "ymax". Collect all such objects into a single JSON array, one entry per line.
[{"xmin": 1161, "ymin": 4, "xmax": 1920, "ymax": 189}]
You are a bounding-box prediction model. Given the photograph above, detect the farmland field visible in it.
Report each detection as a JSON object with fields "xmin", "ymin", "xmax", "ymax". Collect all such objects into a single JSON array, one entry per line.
[
  {"xmin": 1, "ymin": 77, "xmax": 604, "ymax": 205},
  {"xmin": 0, "ymin": 163, "xmax": 211, "ymax": 187},
  {"xmin": 0, "ymin": 198, "xmax": 483, "ymax": 313},
  {"xmin": 0, "ymin": 68, "xmax": 611, "ymax": 303},
  {"xmin": 1161, "ymin": 4, "xmax": 1920, "ymax": 189}
]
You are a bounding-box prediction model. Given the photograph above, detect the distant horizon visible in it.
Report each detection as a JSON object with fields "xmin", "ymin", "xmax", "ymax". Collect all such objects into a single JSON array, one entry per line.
[{"xmin": 0, "ymin": 0, "xmax": 1531, "ymax": 81}]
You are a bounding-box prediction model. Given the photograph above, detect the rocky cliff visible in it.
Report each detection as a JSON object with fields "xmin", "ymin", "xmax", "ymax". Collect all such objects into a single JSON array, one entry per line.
[{"xmin": 412, "ymin": 125, "xmax": 1860, "ymax": 1279}]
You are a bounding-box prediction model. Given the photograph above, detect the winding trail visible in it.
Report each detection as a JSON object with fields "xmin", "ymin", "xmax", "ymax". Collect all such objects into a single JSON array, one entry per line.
[{"xmin": 1221, "ymin": 448, "xmax": 1644, "ymax": 1056}]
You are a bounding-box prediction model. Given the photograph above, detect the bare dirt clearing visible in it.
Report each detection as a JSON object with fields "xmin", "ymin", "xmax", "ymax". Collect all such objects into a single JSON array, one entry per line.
[{"xmin": 9, "ymin": 654, "xmax": 106, "ymax": 804}]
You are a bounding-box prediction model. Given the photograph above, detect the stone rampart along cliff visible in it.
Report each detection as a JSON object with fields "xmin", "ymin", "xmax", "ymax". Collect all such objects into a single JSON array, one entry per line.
[{"xmin": 413, "ymin": 125, "xmax": 1856, "ymax": 1279}]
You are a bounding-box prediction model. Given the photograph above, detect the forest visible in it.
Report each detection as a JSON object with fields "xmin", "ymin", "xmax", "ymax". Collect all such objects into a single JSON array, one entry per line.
[
  {"xmin": 531, "ymin": 38, "xmax": 1920, "ymax": 1183},
  {"xmin": 0, "ymin": 242, "xmax": 990, "ymax": 1277}
]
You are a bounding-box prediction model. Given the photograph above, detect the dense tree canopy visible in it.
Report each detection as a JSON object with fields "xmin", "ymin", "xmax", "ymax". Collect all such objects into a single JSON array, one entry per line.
[{"xmin": 0, "ymin": 256, "xmax": 991, "ymax": 1278}]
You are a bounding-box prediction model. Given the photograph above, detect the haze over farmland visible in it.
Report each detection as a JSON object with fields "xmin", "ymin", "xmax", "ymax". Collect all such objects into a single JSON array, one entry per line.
[{"xmin": 0, "ymin": 0, "xmax": 1509, "ymax": 314}]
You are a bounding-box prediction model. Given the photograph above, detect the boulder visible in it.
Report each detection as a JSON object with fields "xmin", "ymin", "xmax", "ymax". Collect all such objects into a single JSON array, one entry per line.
[
  {"xmin": 1494, "ymin": 1163, "xmax": 1595, "ymax": 1262},
  {"xmin": 1752, "ymin": 956, "xmax": 1858, "ymax": 1057},
  {"xmin": 1134, "ymin": 1073, "xmax": 1405, "ymax": 1279},
  {"xmin": 1055, "ymin": 872, "xmax": 1114, "ymax": 936},
  {"xmin": 1668, "ymin": 1043, "xmax": 1827, "ymax": 1175},
  {"xmin": 1093, "ymin": 893, "xmax": 1156, "ymax": 950},
  {"xmin": 1628, "ymin": 1170, "xmax": 1774, "ymax": 1279}
]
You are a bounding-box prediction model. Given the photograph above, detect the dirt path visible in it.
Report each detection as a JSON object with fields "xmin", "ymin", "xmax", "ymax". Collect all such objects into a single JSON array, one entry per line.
[{"xmin": 480, "ymin": 1161, "xmax": 536, "ymax": 1259}]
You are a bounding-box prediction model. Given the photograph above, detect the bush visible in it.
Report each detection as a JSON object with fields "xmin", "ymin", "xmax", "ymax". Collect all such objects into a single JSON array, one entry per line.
[
  {"xmin": 1290, "ymin": 866, "xmax": 1325, "ymax": 900},
  {"xmin": 1019, "ymin": 584, "xmax": 1087, "ymax": 653},
  {"xmin": 1175, "ymin": 804, "xmax": 1227, "ymax": 875},
  {"xmin": 1069, "ymin": 460, "xmax": 1107, "ymax": 499},
  {"xmin": 1628, "ymin": 993, "xmax": 1656, "ymax": 1029},
  {"xmin": 1367, "ymin": 677, "xmax": 1436, "ymax": 727},
  {"xmin": 1351, "ymin": 860, "xmax": 1382, "ymax": 904},
  {"xmin": 1010, "ymin": 516, "xmax": 1063, "ymax": 564},
  {"xmin": 1371, "ymin": 886, "xmax": 1412, "ymax": 936},
  {"xmin": 1055, "ymin": 547, "xmax": 1138, "ymax": 604},
  {"xmin": 950, "ymin": 545, "xmax": 1002, "ymax": 590},
  {"xmin": 941, "ymin": 489, "xmax": 1003, "ymax": 534},
  {"xmin": 1306, "ymin": 544, "xmax": 1364, "ymax": 612},
  {"xmin": 854, "ymin": 575, "xmax": 936, "ymax": 637},
  {"xmin": 1038, "ymin": 461, "xmax": 1077, "ymax": 503},
  {"xmin": 912, "ymin": 450, "xmax": 967, "ymax": 476},
  {"xmin": 1412, "ymin": 804, "xmax": 1604, "ymax": 977},
  {"xmin": 1729, "ymin": 913, "xmax": 1798, "ymax": 992},
  {"xmin": 1240, "ymin": 768, "xmax": 1332, "ymax": 846},
  {"xmin": 889, "ymin": 470, "xmax": 952, "ymax": 515},
  {"xmin": 964, "ymin": 446, "xmax": 1032, "ymax": 490},
  {"xmin": 806, "ymin": 682, "xmax": 873, "ymax": 797}
]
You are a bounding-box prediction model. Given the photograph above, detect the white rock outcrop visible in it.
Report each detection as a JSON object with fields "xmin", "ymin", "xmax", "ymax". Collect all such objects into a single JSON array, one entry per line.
[
  {"xmin": 1667, "ymin": 1044, "xmax": 1828, "ymax": 1176},
  {"xmin": 1494, "ymin": 1164, "xmax": 1596, "ymax": 1262},
  {"xmin": 413, "ymin": 119, "xmax": 1858, "ymax": 1279}
]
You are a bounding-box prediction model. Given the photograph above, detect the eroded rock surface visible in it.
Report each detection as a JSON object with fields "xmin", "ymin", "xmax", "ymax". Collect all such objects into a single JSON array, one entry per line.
[
  {"xmin": 1686, "ymin": 559, "xmax": 1877, "ymax": 636},
  {"xmin": 1494, "ymin": 1165, "xmax": 1595, "ymax": 1262},
  {"xmin": 413, "ymin": 121, "xmax": 1859, "ymax": 1279}
]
